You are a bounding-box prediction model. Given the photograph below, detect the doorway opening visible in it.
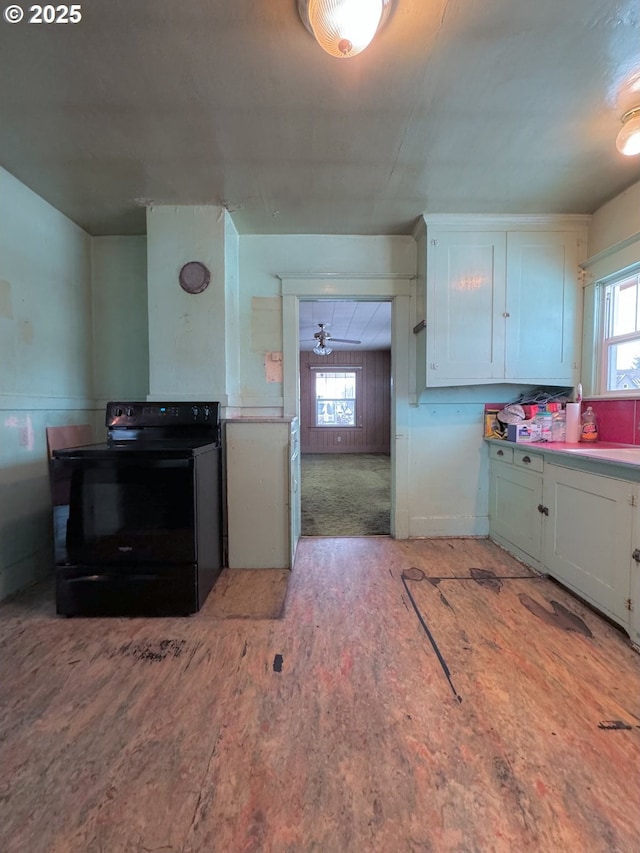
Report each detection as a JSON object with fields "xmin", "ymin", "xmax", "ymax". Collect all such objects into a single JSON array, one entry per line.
[
  {"xmin": 280, "ymin": 274, "xmax": 412, "ymax": 543},
  {"xmin": 298, "ymin": 300, "xmax": 391, "ymax": 536}
]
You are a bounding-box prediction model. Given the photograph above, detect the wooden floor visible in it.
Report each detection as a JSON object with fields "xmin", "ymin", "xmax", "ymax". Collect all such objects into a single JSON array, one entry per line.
[{"xmin": 1, "ymin": 537, "xmax": 639, "ymax": 852}]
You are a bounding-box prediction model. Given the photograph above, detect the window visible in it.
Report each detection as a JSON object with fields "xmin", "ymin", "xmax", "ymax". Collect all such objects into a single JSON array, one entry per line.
[
  {"xmin": 315, "ymin": 371, "xmax": 357, "ymax": 427},
  {"xmin": 601, "ymin": 271, "xmax": 640, "ymax": 392}
]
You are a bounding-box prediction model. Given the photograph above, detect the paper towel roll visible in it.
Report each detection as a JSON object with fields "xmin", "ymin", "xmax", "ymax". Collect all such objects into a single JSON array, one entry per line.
[{"xmin": 566, "ymin": 403, "xmax": 581, "ymax": 443}]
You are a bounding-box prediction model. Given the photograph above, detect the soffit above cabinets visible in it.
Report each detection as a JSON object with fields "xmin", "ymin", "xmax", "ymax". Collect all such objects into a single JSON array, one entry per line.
[{"xmin": 0, "ymin": 0, "xmax": 639, "ymax": 236}]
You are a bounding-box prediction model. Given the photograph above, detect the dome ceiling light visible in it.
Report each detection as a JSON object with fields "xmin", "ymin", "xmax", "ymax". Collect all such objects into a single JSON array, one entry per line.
[
  {"xmin": 297, "ymin": 0, "xmax": 395, "ymax": 59},
  {"xmin": 616, "ymin": 107, "xmax": 640, "ymax": 156}
]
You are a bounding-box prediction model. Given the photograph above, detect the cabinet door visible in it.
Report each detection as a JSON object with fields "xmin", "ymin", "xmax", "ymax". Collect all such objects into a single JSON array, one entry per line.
[
  {"xmin": 630, "ymin": 505, "xmax": 640, "ymax": 648},
  {"xmin": 426, "ymin": 231, "xmax": 506, "ymax": 385},
  {"xmin": 489, "ymin": 460, "xmax": 543, "ymax": 563},
  {"xmin": 505, "ymin": 231, "xmax": 580, "ymax": 384},
  {"xmin": 226, "ymin": 421, "xmax": 291, "ymax": 569},
  {"xmin": 543, "ymin": 465, "xmax": 631, "ymax": 629}
]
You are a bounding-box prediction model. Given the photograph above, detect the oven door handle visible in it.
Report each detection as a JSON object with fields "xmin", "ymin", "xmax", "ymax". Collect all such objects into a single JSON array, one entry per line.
[{"xmin": 54, "ymin": 456, "xmax": 194, "ymax": 469}]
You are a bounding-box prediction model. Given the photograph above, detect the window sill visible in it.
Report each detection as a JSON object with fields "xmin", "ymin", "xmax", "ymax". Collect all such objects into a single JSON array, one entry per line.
[
  {"xmin": 311, "ymin": 426, "xmax": 362, "ymax": 430},
  {"xmin": 585, "ymin": 393, "xmax": 640, "ymax": 401}
]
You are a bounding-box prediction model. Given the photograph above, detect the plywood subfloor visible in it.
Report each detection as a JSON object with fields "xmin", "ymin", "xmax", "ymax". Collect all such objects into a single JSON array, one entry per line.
[
  {"xmin": 0, "ymin": 537, "xmax": 639, "ymax": 852},
  {"xmin": 201, "ymin": 568, "xmax": 291, "ymax": 619}
]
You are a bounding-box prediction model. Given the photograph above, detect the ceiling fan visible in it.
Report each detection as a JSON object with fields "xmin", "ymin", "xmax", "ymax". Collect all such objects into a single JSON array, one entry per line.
[{"xmin": 306, "ymin": 323, "xmax": 361, "ymax": 355}]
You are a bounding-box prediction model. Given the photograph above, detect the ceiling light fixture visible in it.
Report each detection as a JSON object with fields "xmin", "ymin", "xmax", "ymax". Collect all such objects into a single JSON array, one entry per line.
[
  {"xmin": 313, "ymin": 342, "xmax": 333, "ymax": 355},
  {"xmin": 297, "ymin": 0, "xmax": 394, "ymax": 59},
  {"xmin": 616, "ymin": 107, "xmax": 640, "ymax": 156}
]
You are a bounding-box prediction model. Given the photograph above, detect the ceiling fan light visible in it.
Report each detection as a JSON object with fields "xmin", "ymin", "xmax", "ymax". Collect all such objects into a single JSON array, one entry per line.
[
  {"xmin": 313, "ymin": 343, "xmax": 333, "ymax": 355},
  {"xmin": 306, "ymin": 0, "xmax": 384, "ymax": 58},
  {"xmin": 616, "ymin": 108, "xmax": 640, "ymax": 156}
]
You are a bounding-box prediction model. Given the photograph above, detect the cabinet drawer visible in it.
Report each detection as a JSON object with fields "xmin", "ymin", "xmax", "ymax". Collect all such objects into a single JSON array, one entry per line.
[
  {"xmin": 490, "ymin": 444, "xmax": 513, "ymax": 464},
  {"xmin": 514, "ymin": 449, "xmax": 543, "ymax": 472}
]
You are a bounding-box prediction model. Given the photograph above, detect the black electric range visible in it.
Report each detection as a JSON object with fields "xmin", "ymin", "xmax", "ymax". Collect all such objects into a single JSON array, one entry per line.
[{"xmin": 51, "ymin": 401, "xmax": 223, "ymax": 617}]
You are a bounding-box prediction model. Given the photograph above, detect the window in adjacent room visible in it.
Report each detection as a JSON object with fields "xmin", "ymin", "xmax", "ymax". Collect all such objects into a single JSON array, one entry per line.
[
  {"xmin": 601, "ymin": 270, "xmax": 640, "ymax": 392},
  {"xmin": 315, "ymin": 371, "xmax": 357, "ymax": 426}
]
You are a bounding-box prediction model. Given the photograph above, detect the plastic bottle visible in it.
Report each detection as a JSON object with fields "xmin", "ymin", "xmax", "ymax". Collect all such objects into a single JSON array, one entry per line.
[
  {"xmin": 534, "ymin": 410, "xmax": 552, "ymax": 442},
  {"xmin": 551, "ymin": 410, "xmax": 566, "ymax": 442},
  {"xmin": 580, "ymin": 406, "xmax": 599, "ymax": 442}
]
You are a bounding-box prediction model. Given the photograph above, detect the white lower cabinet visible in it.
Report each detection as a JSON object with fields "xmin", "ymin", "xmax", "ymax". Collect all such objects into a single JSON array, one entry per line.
[
  {"xmin": 225, "ymin": 418, "xmax": 299, "ymax": 569},
  {"xmin": 488, "ymin": 445, "xmax": 544, "ymax": 565},
  {"xmin": 489, "ymin": 448, "xmax": 638, "ymax": 642},
  {"xmin": 630, "ymin": 505, "xmax": 640, "ymax": 648},
  {"xmin": 542, "ymin": 464, "xmax": 632, "ymax": 634}
]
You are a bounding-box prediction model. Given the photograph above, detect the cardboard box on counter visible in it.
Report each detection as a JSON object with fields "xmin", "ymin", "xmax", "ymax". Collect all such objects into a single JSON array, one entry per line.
[
  {"xmin": 484, "ymin": 409, "xmax": 502, "ymax": 438},
  {"xmin": 507, "ymin": 421, "xmax": 541, "ymax": 443}
]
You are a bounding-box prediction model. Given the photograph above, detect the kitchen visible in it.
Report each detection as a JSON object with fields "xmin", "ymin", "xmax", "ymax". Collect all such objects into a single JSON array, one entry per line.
[{"xmin": 2, "ymin": 1, "xmax": 640, "ymax": 850}]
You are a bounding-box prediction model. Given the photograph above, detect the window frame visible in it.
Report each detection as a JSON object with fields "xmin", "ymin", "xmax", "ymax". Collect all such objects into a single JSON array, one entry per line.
[
  {"xmin": 598, "ymin": 268, "xmax": 640, "ymax": 396},
  {"xmin": 313, "ymin": 368, "xmax": 360, "ymax": 428}
]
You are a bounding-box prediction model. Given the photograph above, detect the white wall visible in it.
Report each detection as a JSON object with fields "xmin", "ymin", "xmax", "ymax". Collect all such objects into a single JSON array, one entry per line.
[
  {"xmin": 239, "ymin": 235, "xmax": 416, "ymax": 411},
  {"xmin": 223, "ymin": 216, "xmax": 241, "ymax": 406},
  {"xmin": 0, "ymin": 170, "xmax": 151, "ymax": 600},
  {"xmin": 0, "ymin": 167, "xmax": 94, "ymax": 598},
  {"xmin": 92, "ymin": 236, "xmax": 149, "ymax": 407},
  {"xmin": 146, "ymin": 205, "xmax": 240, "ymax": 404},
  {"xmin": 581, "ymin": 177, "xmax": 640, "ymax": 395},
  {"xmin": 0, "ymin": 170, "xmax": 93, "ymax": 402},
  {"xmin": 408, "ymin": 385, "xmax": 529, "ymax": 537},
  {"xmin": 588, "ymin": 178, "xmax": 640, "ymax": 259}
]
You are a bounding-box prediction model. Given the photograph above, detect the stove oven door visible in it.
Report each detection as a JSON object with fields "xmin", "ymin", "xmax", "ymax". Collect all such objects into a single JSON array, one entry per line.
[{"xmin": 52, "ymin": 455, "xmax": 199, "ymax": 616}]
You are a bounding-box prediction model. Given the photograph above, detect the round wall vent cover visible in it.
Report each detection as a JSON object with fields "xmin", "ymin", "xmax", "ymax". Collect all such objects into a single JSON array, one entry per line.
[{"xmin": 178, "ymin": 261, "xmax": 211, "ymax": 294}]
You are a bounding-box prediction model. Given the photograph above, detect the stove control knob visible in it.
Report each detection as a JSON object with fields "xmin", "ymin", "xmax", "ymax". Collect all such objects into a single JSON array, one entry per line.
[
  {"xmin": 114, "ymin": 407, "xmax": 123, "ymax": 417},
  {"xmin": 203, "ymin": 406, "xmax": 210, "ymax": 419},
  {"xmin": 126, "ymin": 407, "xmax": 134, "ymax": 417},
  {"xmin": 192, "ymin": 406, "xmax": 199, "ymax": 419}
]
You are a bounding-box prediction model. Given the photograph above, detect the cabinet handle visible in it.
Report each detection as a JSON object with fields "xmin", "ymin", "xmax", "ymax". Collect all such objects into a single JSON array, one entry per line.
[
  {"xmin": 522, "ymin": 455, "xmax": 531, "ymax": 464},
  {"xmin": 632, "ymin": 549, "xmax": 640, "ymax": 564},
  {"xmin": 537, "ymin": 504, "xmax": 549, "ymax": 516},
  {"xmin": 502, "ymin": 312, "xmax": 511, "ymax": 318},
  {"xmin": 497, "ymin": 449, "xmax": 504, "ymax": 456}
]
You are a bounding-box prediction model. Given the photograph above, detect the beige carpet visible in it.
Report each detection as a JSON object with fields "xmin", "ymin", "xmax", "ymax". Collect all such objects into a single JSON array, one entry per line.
[{"xmin": 301, "ymin": 453, "xmax": 391, "ymax": 536}]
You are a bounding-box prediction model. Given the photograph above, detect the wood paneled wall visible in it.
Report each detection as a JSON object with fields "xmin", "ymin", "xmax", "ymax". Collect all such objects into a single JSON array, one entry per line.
[{"xmin": 299, "ymin": 350, "xmax": 391, "ymax": 453}]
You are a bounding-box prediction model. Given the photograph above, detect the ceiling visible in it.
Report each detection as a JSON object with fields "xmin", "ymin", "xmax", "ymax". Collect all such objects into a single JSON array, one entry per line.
[
  {"xmin": 299, "ymin": 301, "xmax": 391, "ymax": 351},
  {"xmin": 0, "ymin": 1, "xmax": 639, "ymax": 238}
]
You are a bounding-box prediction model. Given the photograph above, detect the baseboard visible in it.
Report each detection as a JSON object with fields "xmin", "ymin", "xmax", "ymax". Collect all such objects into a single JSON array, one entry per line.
[
  {"xmin": 409, "ymin": 515, "xmax": 489, "ymax": 538},
  {"xmin": 300, "ymin": 448, "xmax": 390, "ymax": 454},
  {"xmin": 0, "ymin": 548, "xmax": 53, "ymax": 602}
]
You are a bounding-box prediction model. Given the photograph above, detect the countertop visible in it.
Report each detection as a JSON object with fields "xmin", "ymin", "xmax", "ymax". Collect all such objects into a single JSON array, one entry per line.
[{"xmin": 485, "ymin": 437, "xmax": 640, "ymax": 479}]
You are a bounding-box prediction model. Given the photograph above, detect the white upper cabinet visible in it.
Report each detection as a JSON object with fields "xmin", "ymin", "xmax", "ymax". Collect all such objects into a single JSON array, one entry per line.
[
  {"xmin": 418, "ymin": 216, "xmax": 588, "ymax": 388},
  {"xmin": 427, "ymin": 230, "xmax": 507, "ymax": 383},
  {"xmin": 504, "ymin": 231, "xmax": 579, "ymax": 383}
]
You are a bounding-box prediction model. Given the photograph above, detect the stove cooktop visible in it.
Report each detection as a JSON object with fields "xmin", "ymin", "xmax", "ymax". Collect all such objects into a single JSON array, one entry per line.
[{"xmin": 52, "ymin": 439, "xmax": 220, "ymax": 460}]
